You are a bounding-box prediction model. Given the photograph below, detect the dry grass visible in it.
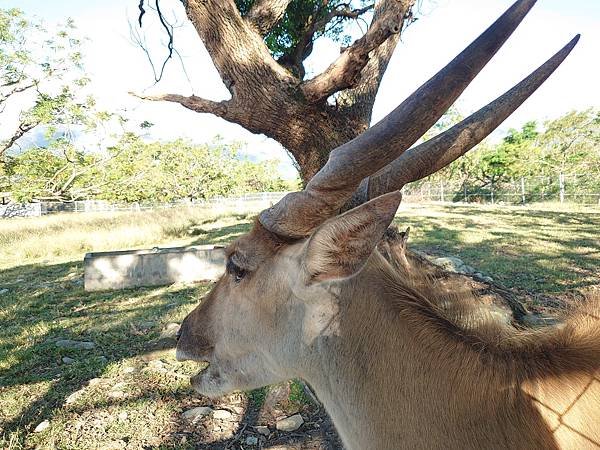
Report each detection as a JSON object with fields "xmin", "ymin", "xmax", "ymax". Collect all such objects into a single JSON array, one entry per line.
[
  {"xmin": 1, "ymin": 201, "xmax": 599, "ymax": 449},
  {"xmin": 0, "ymin": 205, "xmax": 263, "ymax": 270}
]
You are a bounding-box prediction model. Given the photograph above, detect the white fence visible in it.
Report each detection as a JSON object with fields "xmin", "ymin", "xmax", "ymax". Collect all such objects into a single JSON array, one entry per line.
[
  {"xmin": 403, "ymin": 174, "xmax": 600, "ymax": 205},
  {"xmin": 2, "ymin": 173, "xmax": 599, "ymax": 219},
  {"xmin": 0, "ymin": 192, "xmax": 288, "ymax": 219}
]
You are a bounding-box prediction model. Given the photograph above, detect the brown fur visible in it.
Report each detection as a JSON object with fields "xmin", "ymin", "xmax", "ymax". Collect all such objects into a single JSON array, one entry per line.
[{"xmin": 178, "ymin": 211, "xmax": 600, "ymax": 450}]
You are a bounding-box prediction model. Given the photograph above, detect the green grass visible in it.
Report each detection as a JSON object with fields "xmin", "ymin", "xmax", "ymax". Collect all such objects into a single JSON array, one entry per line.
[
  {"xmin": 397, "ymin": 202, "xmax": 600, "ymax": 294},
  {"xmin": 0, "ymin": 202, "xmax": 598, "ymax": 448},
  {"xmin": 0, "ymin": 205, "xmax": 260, "ymax": 270}
]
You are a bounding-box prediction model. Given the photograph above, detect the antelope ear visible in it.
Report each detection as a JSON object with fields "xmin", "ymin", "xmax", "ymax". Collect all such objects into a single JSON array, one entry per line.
[{"xmin": 303, "ymin": 191, "xmax": 402, "ymax": 283}]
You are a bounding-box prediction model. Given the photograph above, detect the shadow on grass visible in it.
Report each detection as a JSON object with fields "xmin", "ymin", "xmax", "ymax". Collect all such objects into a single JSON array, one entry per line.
[
  {"xmin": 396, "ymin": 206, "xmax": 600, "ymax": 294},
  {"xmin": 0, "ymin": 260, "xmax": 210, "ymax": 446},
  {"xmin": 0, "ymin": 260, "xmax": 339, "ymax": 449},
  {"xmin": 2, "ymin": 205, "xmax": 598, "ymax": 448}
]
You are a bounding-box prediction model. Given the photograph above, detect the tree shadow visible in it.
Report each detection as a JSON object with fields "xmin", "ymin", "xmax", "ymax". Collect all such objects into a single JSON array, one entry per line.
[
  {"xmin": 2, "ymin": 204, "xmax": 597, "ymax": 448},
  {"xmin": 395, "ymin": 207, "xmax": 600, "ymax": 296},
  {"xmin": 0, "ymin": 260, "xmax": 342, "ymax": 449},
  {"xmin": 0, "ymin": 260, "xmax": 209, "ymax": 446}
]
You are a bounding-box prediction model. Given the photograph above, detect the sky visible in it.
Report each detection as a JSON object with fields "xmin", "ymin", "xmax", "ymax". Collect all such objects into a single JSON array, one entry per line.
[{"xmin": 3, "ymin": 0, "xmax": 600, "ymax": 179}]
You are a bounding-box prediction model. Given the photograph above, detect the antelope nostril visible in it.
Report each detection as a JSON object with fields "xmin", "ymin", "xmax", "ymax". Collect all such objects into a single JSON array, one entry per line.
[{"xmin": 176, "ymin": 327, "xmax": 182, "ymax": 341}]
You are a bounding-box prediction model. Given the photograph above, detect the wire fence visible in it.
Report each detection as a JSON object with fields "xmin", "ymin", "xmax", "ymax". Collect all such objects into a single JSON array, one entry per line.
[
  {"xmin": 402, "ymin": 173, "xmax": 600, "ymax": 205},
  {"xmin": 0, "ymin": 192, "xmax": 289, "ymax": 219},
  {"xmin": 2, "ymin": 173, "xmax": 599, "ymax": 219}
]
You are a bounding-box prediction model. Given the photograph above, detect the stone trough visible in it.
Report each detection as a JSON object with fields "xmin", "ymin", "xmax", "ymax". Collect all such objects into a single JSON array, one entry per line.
[{"xmin": 84, "ymin": 245, "xmax": 226, "ymax": 291}]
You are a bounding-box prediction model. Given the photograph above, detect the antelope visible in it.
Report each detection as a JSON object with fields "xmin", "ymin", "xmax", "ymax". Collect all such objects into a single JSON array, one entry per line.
[{"xmin": 175, "ymin": 1, "xmax": 600, "ymax": 448}]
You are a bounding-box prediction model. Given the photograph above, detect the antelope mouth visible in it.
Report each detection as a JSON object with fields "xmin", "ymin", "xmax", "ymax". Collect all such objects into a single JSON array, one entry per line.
[{"xmin": 175, "ymin": 345, "xmax": 213, "ymax": 363}]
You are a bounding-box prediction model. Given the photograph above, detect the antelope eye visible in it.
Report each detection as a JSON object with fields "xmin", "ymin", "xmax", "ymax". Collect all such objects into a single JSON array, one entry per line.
[{"xmin": 226, "ymin": 259, "xmax": 247, "ymax": 283}]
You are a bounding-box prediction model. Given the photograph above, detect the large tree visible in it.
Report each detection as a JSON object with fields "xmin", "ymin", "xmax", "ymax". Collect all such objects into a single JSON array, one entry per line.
[
  {"xmin": 136, "ymin": 0, "xmax": 416, "ymax": 181},
  {"xmin": 0, "ymin": 8, "xmax": 93, "ymax": 156}
]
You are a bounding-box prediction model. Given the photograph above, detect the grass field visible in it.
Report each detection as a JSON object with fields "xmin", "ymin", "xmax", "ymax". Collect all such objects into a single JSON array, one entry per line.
[{"xmin": 1, "ymin": 202, "xmax": 599, "ymax": 449}]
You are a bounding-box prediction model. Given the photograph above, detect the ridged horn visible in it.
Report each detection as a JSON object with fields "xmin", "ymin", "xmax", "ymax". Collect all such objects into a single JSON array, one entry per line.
[
  {"xmin": 346, "ymin": 34, "xmax": 581, "ymax": 208},
  {"xmin": 260, "ymin": 0, "xmax": 538, "ymax": 238}
]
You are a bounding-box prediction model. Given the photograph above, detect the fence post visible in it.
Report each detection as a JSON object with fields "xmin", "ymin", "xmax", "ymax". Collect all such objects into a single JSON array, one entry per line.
[
  {"xmin": 490, "ymin": 181, "xmax": 495, "ymax": 204},
  {"xmin": 463, "ymin": 184, "xmax": 468, "ymax": 203},
  {"xmin": 520, "ymin": 177, "xmax": 526, "ymax": 205},
  {"xmin": 559, "ymin": 172, "xmax": 565, "ymax": 203},
  {"xmin": 440, "ymin": 181, "xmax": 445, "ymax": 202}
]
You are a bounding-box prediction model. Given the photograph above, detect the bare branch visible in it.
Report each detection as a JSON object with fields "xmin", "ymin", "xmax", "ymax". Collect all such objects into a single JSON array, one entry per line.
[
  {"xmin": 1, "ymin": 122, "xmax": 38, "ymax": 156},
  {"xmin": 0, "ymin": 82, "xmax": 36, "ymax": 110},
  {"xmin": 246, "ymin": 0, "xmax": 292, "ymax": 36},
  {"xmin": 130, "ymin": 92, "xmax": 229, "ymax": 117},
  {"xmin": 153, "ymin": 0, "xmax": 175, "ymax": 82},
  {"xmin": 138, "ymin": 0, "xmax": 146, "ymax": 27},
  {"xmin": 324, "ymin": 3, "xmax": 374, "ymax": 25},
  {"xmin": 301, "ymin": 3, "xmax": 405, "ymax": 104}
]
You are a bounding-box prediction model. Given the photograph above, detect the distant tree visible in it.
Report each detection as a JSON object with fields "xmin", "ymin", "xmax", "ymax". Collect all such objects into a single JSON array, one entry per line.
[
  {"xmin": 536, "ymin": 109, "xmax": 600, "ymax": 177},
  {"xmin": 98, "ymin": 136, "xmax": 290, "ymax": 203},
  {"xmin": 6, "ymin": 135, "xmax": 291, "ymax": 203},
  {"xmin": 7, "ymin": 139, "xmax": 112, "ymax": 202},
  {"xmin": 0, "ymin": 8, "xmax": 96, "ymax": 156}
]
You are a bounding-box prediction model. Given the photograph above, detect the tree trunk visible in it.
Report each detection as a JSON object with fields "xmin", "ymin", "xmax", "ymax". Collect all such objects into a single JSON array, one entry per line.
[{"xmin": 140, "ymin": 0, "xmax": 416, "ymax": 183}]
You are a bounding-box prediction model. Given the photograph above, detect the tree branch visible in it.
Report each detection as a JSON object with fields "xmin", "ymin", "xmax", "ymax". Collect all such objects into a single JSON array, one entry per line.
[
  {"xmin": 0, "ymin": 82, "xmax": 36, "ymax": 110},
  {"xmin": 1, "ymin": 122, "xmax": 38, "ymax": 156},
  {"xmin": 181, "ymin": 0, "xmax": 294, "ymax": 99},
  {"xmin": 281, "ymin": 3, "xmax": 375, "ymax": 79},
  {"xmin": 318, "ymin": 3, "xmax": 375, "ymax": 30},
  {"xmin": 130, "ymin": 92, "xmax": 230, "ymax": 117},
  {"xmin": 301, "ymin": 1, "xmax": 409, "ymax": 104},
  {"xmin": 245, "ymin": 0, "xmax": 292, "ymax": 36},
  {"xmin": 338, "ymin": 0, "xmax": 416, "ymax": 124}
]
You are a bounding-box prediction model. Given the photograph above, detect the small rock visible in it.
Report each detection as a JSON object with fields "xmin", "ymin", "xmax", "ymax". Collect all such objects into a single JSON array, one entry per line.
[
  {"xmin": 256, "ymin": 425, "xmax": 270, "ymax": 436},
  {"xmin": 231, "ymin": 406, "xmax": 245, "ymax": 415},
  {"xmin": 62, "ymin": 356, "xmax": 75, "ymax": 364},
  {"xmin": 0, "ymin": 288, "xmax": 9, "ymax": 295},
  {"xmin": 148, "ymin": 360, "xmax": 164, "ymax": 369},
  {"xmin": 276, "ymin": 414, "xmax": 304, "ymax": 432},
  {"xmin": 462, "ymin": 265, "xmax": 476, "ymax": 274},
  {"xmin": 118, "ymin": 412, "xmax": 128, "ymax": 421},
  {"xmin": 88, "ymin": 377, "xmax": 103, "ymax": 386},
  {"xmin": 55, "ymin": 339, "xmax": 95, "ymax": 350},
  {"xmin": 137, "ymin": 321, "xmax": 155, "ymax": 330},
  {"xmin": 160, "ymin": 322, "xmax": 180, "ymax": 339},
  {"xmin": 245, "ymin": 436, "xmax": 259, "ymax": 446},
  {"xmin": 65, "ymin": 387, "xmax": 86, "ymax": 405},
  {"xmin": 212, "ymin": 409, "xmax": 233, "ymax": 420},
  {"xmin": 182, "ymin": 406, "xmax": 213, "ymax": 420},
  {"xmin": 122, "ymin": 366, "xmax": 136, "ymax": 374},
  {"xmin": 482, "ymin": 276, "xmax": 494, "ymax": 283},
  {"xmin": 34, "ymin": 420, "xmax": 50, "ymax": 432},
  {"xmin": 433, "ymin": 256, "xmax": 466, "ymax": 272},
  {"xmin": 108, "ymin": 391, "xmax": 125, "ymax": 399}
]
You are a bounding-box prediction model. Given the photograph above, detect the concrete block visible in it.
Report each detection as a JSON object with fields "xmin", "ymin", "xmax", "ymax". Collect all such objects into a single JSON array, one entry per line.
[{"xmin": 84, "ymin": 245, "xmax": 225, "ymax": 291}]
